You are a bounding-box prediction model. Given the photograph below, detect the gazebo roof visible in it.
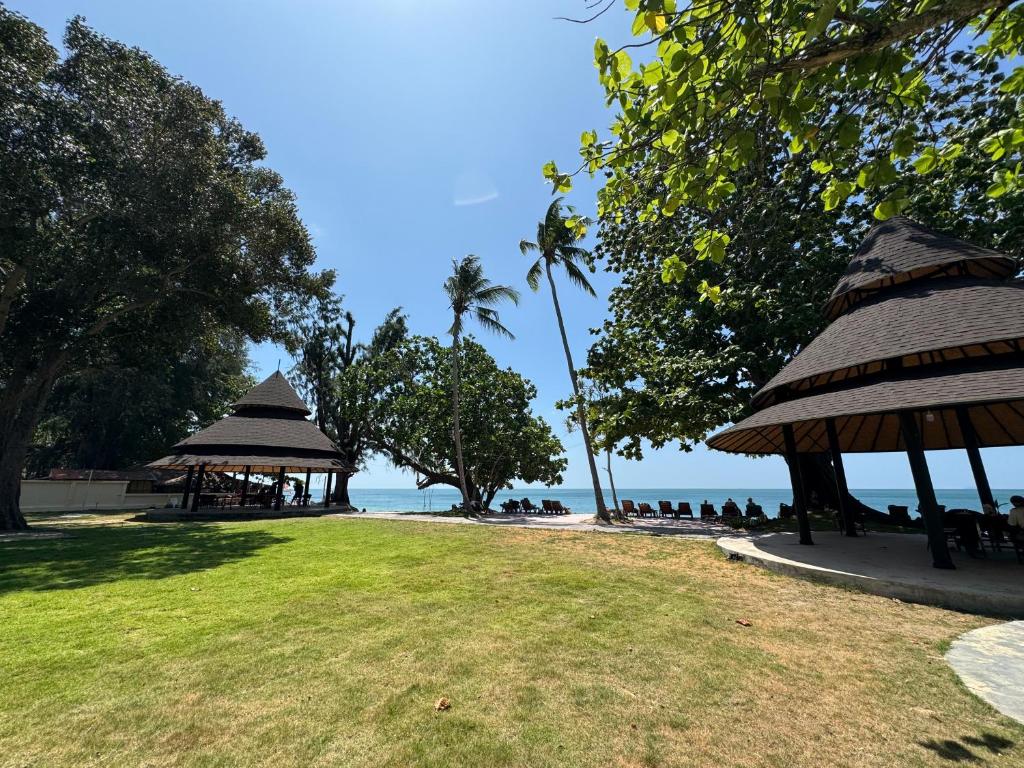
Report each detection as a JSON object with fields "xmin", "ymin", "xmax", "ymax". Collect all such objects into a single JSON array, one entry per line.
[
  {"xmin": 149, "ymin": 371, "xmax": 352, "ymax": 473},
  {"xmin": 753, "ymin": 278, "xmax": 1024, "ymax": 408},
  {"xmin": 232, "ymin": 370, "xmax": 310, "ymax": 415},
  {"xmin": 823, "ymin": 217, "xmax": 1016, "ymax": 320},
  {"xmin": 707, "ymin": 361, "xmax": 1024, "ymax": 454}
]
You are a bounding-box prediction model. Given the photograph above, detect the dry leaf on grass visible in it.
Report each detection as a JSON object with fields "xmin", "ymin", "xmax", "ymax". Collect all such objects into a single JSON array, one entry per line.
[
  {"xmin": 735, "ymin": 619, "xmax": 753, "ymax": 627},
  {"xmin": 434, "ymin": 697, "xmax": 450, "ymax": 712}
]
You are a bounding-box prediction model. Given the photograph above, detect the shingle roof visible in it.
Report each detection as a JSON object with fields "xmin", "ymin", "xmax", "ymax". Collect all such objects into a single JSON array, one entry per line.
[
  {"xmin": 175, "ymin": 414, "xmax": 339, "ymax": 453},
  {"xmin": 232, "ymin": 371, "xmax": 311, "ymax": 415},
  {"xmin": 823, "ymin": 217, "xmax": 1016, "ymax": 319},
  {"xmin": 754, "ymin": 278, "xmax": 1024, "ymax": 407},
  {"xmin": 148, "ymin": 454, "xmax": 352, "ymax": 473},
  {"xmin": 707, "ymin": 362, "xmax": 1024, "ymax": 454}
]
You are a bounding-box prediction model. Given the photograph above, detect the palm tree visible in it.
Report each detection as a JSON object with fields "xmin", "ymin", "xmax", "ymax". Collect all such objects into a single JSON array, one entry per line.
[
  {"xmin": 521, "ymin": 199, "xmax": 611, "ymax": 522},
  {"xmin": 444, "ymin": 255, "xmax": 520, "ymax": 510}
]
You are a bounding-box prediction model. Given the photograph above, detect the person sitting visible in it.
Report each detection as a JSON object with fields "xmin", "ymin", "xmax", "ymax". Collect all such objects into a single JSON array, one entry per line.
[
  {"xmin": 1008, "ymin": 495, "xmax": 1024, "ymax": 529},
  {"xmin": 745, "ymin": 497, "xmax": 762, "ymax": 517},
  {"xmin": 292, "ymin": 478, "xmax": 305, "ymax": 505}
]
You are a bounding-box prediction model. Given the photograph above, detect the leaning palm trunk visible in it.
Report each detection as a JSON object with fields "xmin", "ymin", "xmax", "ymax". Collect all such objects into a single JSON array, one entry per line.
[
  {"xmin": 545, "ymin": 262, "xmax": 610, "ymax": 522},
  {"xmin": 605, "ymin": 447, "xmax": 621, "ymax": 518},
  {"xmin": 449, "ymin": 332, "xmax": 472, "ymax": 509}
]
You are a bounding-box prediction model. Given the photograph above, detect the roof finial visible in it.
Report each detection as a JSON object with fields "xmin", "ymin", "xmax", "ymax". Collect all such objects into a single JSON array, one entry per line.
[{"xmin": 276, "ymin": 359, "xmax": 281, "ymax": 373}]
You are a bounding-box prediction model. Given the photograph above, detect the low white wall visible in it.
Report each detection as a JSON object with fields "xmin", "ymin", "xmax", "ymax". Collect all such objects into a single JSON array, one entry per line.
[{"xmin": 20, "ymin": 480, "xmax": 180, "ymax": 513}]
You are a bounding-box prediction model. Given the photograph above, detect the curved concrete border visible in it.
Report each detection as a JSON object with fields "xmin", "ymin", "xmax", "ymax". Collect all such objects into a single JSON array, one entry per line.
[
  {"xmin": 718, "ymin": 532, "xmax": 1024, "ymax": 616},
  {"xmin": 947, "ymin": 622, "xmax": 1024, "ymax": 724}
]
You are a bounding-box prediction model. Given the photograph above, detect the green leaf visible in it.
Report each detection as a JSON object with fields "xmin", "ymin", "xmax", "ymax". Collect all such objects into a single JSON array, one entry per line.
[
  {"xmin": 873, "ymin": 193, "xmax": 909, "ymax": 220},
  {"xmin": 807, "ymin": 0, "xmax": 840, "ymax": 40},
  {"xmin": 662, "ymin": 129, "xmax": 680, "ymax": 147},
  {"xmin": 581, "ymin": 130, "xmax": 598, "ymax": 147},
  {"xmin": 811, "ymin": 158, "xmax": 833, "ymax": 174},
  {"xmin": 912, "ymin": 146, "xmax": 938, "ymax": 174},
  {"xmin": 661, "ymin": 255, "xmax": 688, "ymax": 283}
]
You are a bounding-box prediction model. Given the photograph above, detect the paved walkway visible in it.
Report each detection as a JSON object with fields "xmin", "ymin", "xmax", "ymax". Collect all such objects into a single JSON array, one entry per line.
[
  {"xmin": 947, "ymin": 621, "xmax": 1024, "ymax": 724},
  {"xmin": 335, "ymin": 510, "xmax": 737, "ymax": 538},
  {"xmin": 719, "ymin": 531, "xmax": 1024, "ymax": 615}
]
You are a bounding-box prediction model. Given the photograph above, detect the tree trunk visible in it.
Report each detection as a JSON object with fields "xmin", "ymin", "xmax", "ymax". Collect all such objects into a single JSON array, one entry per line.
[
  {"xmin": 605, "ymin": 447, "xmax": 621, "ymax": 518},
  {"xmin": 449, "ymin": 330, "xmax": 471, "ymax": 508},
  {"xmin": 0, "ymin": 358, "xmax": 65, "ymax": 531},
  {"xmin": 335, "ymin": 471, "xmax": 353, "ymax": 509},
  {"xmin": 544, "ymin": 262, "xmax": 609, "ymax": 522},
  {"xmin": 789, "ymin": 453, "xmax": 885, "ymax": 522}
]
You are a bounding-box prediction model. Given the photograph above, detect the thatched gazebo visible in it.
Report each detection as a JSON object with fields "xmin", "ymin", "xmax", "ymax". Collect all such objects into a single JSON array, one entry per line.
[
  {"xmin": 707, "ymin": 218, "xmax": 1022, "ymax": 569},
  {"xmin": 149, "ymin": 371, "xmax": 352, "ymax": 512}
]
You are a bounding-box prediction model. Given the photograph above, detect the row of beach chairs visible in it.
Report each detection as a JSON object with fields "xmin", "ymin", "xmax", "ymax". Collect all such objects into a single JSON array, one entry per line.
[
  {"xmin": 500, "ymin": 498, "xmax": 571, "ymax": 515},
  {"xmin": 621, "ymin": 499, "xmax": 763, "ymax": 520}
]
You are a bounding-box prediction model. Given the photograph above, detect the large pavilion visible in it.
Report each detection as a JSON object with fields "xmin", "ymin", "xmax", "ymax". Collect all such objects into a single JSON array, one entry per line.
[
  {"xmin": 149, "ymin": 371, "xmax": 353, "ymax": 513},
  {"xmin": 707, "ymin": 217, "xmax": 1023, "ymax": 569}
]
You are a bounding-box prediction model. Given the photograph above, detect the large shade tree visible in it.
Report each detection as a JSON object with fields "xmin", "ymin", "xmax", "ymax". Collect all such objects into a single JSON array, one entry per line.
[
  {"xmin": 285, "ymin": 293, "xmax": 408, "ymax": 509},
  {"xmin": 443, "ymin": 256, "xmax": 520, "ymax": 510},
  {"xmin": 371, "ymin": 336, "xmax": 567, "ymax": 508},
  {"xmin": 547, "ymin": 0, "xmax": 1024, "ymax": 290},
  {"xmin": 521, "ymin": 199, "xmax": 611, "ymax": 522},
  {"xmin": 583, "ymin": 52, "xmax": 1024, "ymax": 512},
  {"xmin": 0, "ymin": 11, "xmax": 325, "ymax": 529}
]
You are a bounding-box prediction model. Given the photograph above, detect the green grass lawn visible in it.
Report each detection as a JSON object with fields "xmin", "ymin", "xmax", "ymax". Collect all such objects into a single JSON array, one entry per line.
[{"xmin": 2, "ymin": 517, "xmax": 1022, "ymax": 767}]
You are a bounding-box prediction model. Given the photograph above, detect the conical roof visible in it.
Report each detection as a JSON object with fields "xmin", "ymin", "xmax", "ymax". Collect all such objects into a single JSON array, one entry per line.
[
  {"xmin": 823, "ymin": 217, "xmax": 1016, "ymax": 320},
  {"xmin": 232, "ymin": 370, "xmax": 310, "ymax": 415},
  {"xmin": 148, "ymin": 371, "xmax": 351, "ymax": 473}
]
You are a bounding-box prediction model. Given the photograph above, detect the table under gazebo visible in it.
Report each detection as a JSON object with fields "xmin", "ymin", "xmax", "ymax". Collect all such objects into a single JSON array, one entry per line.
[
  {"xmin": 148, "ymin": 371, "xmax": 353, "ymax": 513},
  {"xmin": 707, "ymin": 217, "xmax": 1023, "ymax": 569}
]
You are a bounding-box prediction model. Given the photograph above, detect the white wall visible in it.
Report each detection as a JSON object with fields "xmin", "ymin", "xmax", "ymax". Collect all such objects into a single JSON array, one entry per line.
[{"xmin": 20, "ymin": 480, "xmax": 180, "ymax": 513}]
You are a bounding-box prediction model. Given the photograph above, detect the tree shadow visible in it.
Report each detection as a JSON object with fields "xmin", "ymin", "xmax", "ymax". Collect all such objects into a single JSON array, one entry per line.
[
  {"xmin": 0, "ymin": 523, "xmax": 290, "ymax": 594},
  {"xmin": 918, "ymin": 733, "xmax": 1015, "ymax": 763}
]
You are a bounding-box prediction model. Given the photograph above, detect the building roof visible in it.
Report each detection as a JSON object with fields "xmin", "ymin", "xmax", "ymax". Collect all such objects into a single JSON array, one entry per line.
[
  {"xmin": 707, "ymin": 361, "xmax": 1024, "ymax": 454},
  {"xmin": 753, "ymin": 278, "xmax": 1024, "ymax": 408},
  {"xmin": 232, "ymin": 371, "xmax": 311, "ymax": 415},
  {"xmin": 148, "ymin": 371, "xmax": 352, "ymax": 473},
  {"xmin": 823, "ymin": 217, "xmax": 1016, "ymax": 320}
]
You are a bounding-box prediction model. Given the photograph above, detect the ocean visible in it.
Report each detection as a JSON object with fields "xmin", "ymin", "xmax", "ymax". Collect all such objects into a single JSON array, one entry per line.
[{"xmin": 305, "ymin": 487, "xmax": 1015, "ymax": 517}]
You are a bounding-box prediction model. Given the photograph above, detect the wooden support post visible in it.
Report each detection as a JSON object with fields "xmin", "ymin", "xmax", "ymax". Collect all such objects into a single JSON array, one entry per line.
[
  {"xmin": 181, "ymin": 465, "xmax": 195, "ymax": 510},
  {"xmin": 303, "ymin": 469, "xmax": 311, "ymax": 507},
  {"xmin": 323, "ymin": 471, "xmax": 333, "ymax": 509},
  {"xmin": 274, "ymin": 467, "xmax": 286, "ymax": 511},
  {"xmin": 955, "ymin": 407, "xmax": 995, "ymax": 511},
  {"xmin": 240, "ymin": 466, "xmax": 251, "ymax": 508},
  {"xmin": 898, "ymin": 411, "xmax": 955, "ymax": 569},
  {"xmin": 190, "ymin": 464, "xmax": 206, "ymax": 513},
  {"xmin": 782, "ymin": 424, "xmax": 814, "ymax": 545},
  {"xmin": 826, "ymin": 418, "xmax": 858, "ymax": 538}
]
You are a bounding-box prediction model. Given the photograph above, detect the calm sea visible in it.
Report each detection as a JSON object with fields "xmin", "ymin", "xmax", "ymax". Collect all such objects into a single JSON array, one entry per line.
[{"xmin": 305, "ymin": 487, "xmax": 1015, "ymax": 517}]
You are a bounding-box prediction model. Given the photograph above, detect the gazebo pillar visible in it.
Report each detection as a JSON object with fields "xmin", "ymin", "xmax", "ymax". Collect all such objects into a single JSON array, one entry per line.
[
  {"xmin": 303, "ymin": 469, "xmax": 311, "ymax": 507},
  {"xmin": 781, "ymin": 424, "xmax": 814, "ymax": 545},
  {"xmin": 240, "ymin": 466, "xmax": 251, "ymax": 508},
  {"xmin": 323, "ymin": 471, "xmax": 333, "ymax": 509},
  {"xmin": 274, "ymin": 467, "xmax": 286, "ymax": 511},
  {"xmin": 181, "ymin": 465, "xmax": 195, "ymax": 510},
  {"xmin": 955, "ymin": 407, "xmax": 996, "ymax": 511},
  {"xmin": 190, "ymin": 464, "xmax": 206, "ymax": 513},
  {"xmin": 826, "ymin": 418, "xmax": 858, "ymax": 537},
  {"xmin": 898, "ymin": 412, "xmax": 955, "ymax": 569}
]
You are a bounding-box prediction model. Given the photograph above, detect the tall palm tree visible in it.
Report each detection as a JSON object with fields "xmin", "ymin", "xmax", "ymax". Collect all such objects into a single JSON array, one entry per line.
[
  {"xmin": 521, "ymin": 199, "xmax": 610, "ymax": 522},
  {"xmin": 444, "ymin": 255, "xmax": 520, "ymax": 509}
]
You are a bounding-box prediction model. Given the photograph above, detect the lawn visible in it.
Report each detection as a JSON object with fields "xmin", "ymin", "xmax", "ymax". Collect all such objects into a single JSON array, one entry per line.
[{"xmin": 1, "ymin": 517, "xmax": 1022, "ymax": 767}]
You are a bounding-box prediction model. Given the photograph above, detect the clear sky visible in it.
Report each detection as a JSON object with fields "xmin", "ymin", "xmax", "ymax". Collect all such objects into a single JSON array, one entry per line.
[{"xmin": 16, "ymin": 0, "xmax": 1024, "ymax": 492}]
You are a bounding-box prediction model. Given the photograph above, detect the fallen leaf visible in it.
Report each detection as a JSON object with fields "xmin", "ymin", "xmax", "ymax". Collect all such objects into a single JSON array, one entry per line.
[
  {"xmin": 434, "ymin": 697, "xmax": 450, "ymax": 712},
  {"xmin": 735, "ymin": 619, "xmax": 752, "ymax": 627}
]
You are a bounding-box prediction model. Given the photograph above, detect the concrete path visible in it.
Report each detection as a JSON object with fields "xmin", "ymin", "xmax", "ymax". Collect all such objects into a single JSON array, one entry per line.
[
  {"xmin": 335, "ymin": 510, "xmax": 737, "ymax": 538},
  {"xmin": 719, "ymin": 531, "xmax": 1024, "ymax": 616},
  {"xmin": 947, "ymin": 622, "xmax": 1024, "ymax": 724}
]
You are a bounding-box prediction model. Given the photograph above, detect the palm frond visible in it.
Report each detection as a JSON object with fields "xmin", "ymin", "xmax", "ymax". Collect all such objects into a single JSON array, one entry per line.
[
  {"xmin": 526, "ymin": 259, "xmax": 543, "ymax": 292},
  {"xmin": 561, "ymin": 258, "xmax": 597, "ymax": 296},
  {"xmin": 474, "ymin": 307, "xmax": 514, "ymax": 339},
  {"xmin": 475, "ymin": 283, "xmax": 520, "ymax": 307},
  {"xmin": 519, "ymin": 239, "xmax": 539, "ymax": 256}
]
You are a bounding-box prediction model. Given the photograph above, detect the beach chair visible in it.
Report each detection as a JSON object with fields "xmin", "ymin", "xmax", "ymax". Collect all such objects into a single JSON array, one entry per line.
[
  {"xmin": 700, "ymin": 503, "xmax": 717, "ymax": 520},
  {"xmin": 778, "ymin": 502, "xmax": 793, "ymax": 519},
  {"xmin": 676, "ymin": 502, "xmax": 693, "ymax": 518},
  {"xmin": 521, "ymin": 498, "xmax": 539, "ymax": 513},
  {"xmin": 542, "ymin": 499, "xmax": 555, "ymax": 514},
  {"xmin": 621, "ymin": 499, "xmax": 637, "ymax": 517},
  {"xmin": 638, "ymin": 502, "xmax": 656, "ymax": 518},
  {"xmin": 552, "ymin": 500, "xmax": 570, "ymax": 514},
  {"xmin": 721, "ymin": 502, "xmax": 741, "ymax": 519},
  {"xmin": 887, "ymin": 504, "xmax": 910, "ymax": 524},
  {"xmin": 501, "ymin": 499, "xmax": 521, "ymax": 513},
  {"xmin": 658, "ymin": 500, "xmax": 675, "ymax": 518}
]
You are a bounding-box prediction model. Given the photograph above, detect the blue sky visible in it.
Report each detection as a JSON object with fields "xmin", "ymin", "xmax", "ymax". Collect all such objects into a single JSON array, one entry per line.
[{"xmin": 17, "ymin": 0, "xmax": 1024, "ymax": 492}]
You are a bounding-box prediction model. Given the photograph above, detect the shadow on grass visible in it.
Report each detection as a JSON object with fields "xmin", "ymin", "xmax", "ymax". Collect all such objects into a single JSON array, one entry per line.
[
  {"xmin": 918, "ymin": 732, "xmax": 1014, "ymax": 763},
  {"xmin": 0, "ymin": 524, "xmax": 289, "ymax": 594}
]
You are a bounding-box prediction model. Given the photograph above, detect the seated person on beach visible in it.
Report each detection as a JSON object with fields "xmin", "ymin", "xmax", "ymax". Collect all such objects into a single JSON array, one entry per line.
[
  {"xmin": 745, "ymin": 497, "xmax": 759, "ymax": 515},
  {"xmin": 1008, "ymin": 495, "xmax": 1024, "ymax": 529}
]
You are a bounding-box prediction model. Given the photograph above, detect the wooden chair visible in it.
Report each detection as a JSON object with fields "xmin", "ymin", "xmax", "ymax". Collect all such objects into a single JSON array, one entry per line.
[
  {"xmin": 552, "ymin": 500, "xmax": 570, "ymax": 514},
  {"xmin": 501, "ymin": 499, "xmax": 521, "ymax": 513},
  {"xmin": 621, "ymin": 499, "xmax": 637, "ymax": 517},
  {"xmin": 638, "ymin": 502, "xmax": 656, "ymax": 518},
  {"xmin": 721, "ymin": 502, "xmax": 741, "ymax": 519},
  {"xmin": 541, "ymin": 499, "xmax": 555, "ymax": 514},
  {"xmin": 676, "ymin": 502, "xmax": 693, "ymax": 518},
  {"xmin": 700, "ymin": 503, "xmax": 717, "ymax": 520},
  {"xmin": 521, "ymin": 498, "xmax": 539, "ymax": 513},
  {"xmin": 778, "ymin": 502, "xmax": 794, "ymax": 519},
  {"xmin": 658, "ymin": 500, "xmax": 675, "ymax": 518}
]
